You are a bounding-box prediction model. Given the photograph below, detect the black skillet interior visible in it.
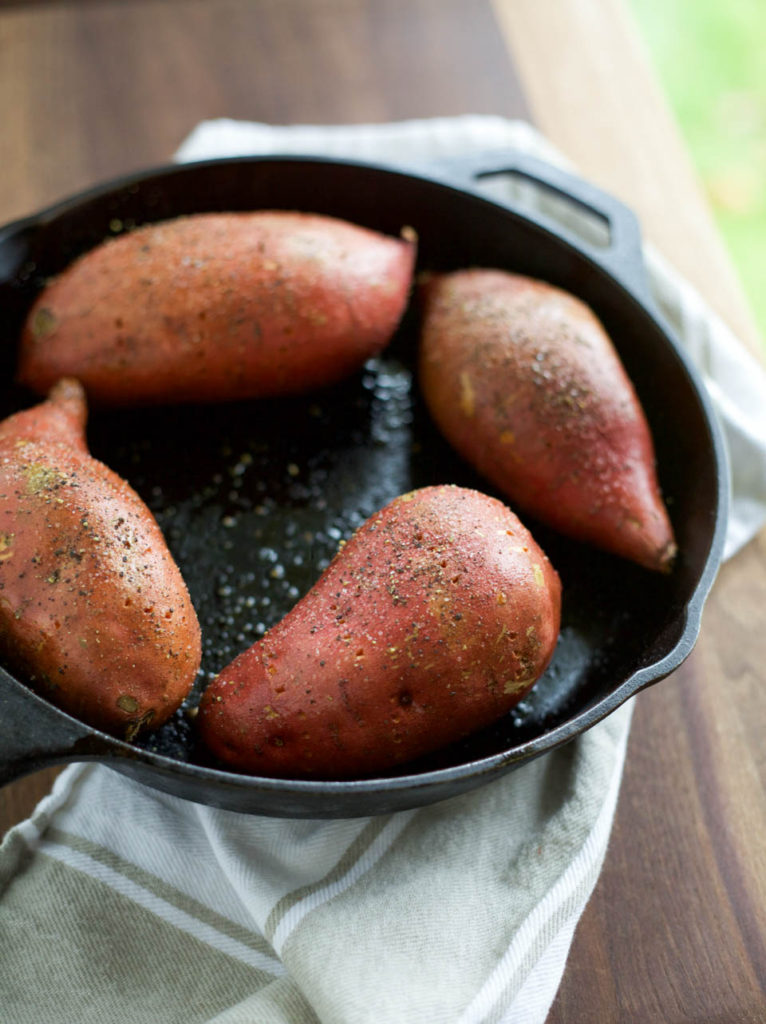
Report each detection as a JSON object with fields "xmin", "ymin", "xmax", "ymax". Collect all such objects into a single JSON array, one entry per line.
[{"xmin": 0, "ymin": 156, "xmax": 727, "ymax": 817}]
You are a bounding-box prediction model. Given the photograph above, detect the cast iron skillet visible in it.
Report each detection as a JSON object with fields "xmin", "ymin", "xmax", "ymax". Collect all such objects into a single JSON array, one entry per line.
[{"xmin": 0, "ymin": 153, "xmax": 728, "ymax": 818}]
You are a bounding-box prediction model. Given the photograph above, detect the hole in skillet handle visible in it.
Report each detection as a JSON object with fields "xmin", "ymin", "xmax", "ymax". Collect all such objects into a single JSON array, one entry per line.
[
  {"xmin": 426, "ymin": 149, "xmax": 652, "ymax": 306},
  {"xmin": 475, "ymin": 169, "xmax": 612, "ymax": 250}
]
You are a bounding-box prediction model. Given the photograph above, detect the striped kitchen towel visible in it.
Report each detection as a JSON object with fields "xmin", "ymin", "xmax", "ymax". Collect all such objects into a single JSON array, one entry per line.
[
  {"xmin": 1, "ymin": 116, "xmax": 765, "ymax": 1024},
  {"xmin": 0, "ymin": 705, "xmax": 631, "ymax": 1024}
]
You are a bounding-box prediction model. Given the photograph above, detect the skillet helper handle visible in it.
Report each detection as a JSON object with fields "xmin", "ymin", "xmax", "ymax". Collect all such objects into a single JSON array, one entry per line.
[
  {"xmin": 0, "ymin": 669, "xmax": 108, "ymax": 785},
  {"xmin": 428, "ymin": 150, "xmax": 652, "ymax": 305}
]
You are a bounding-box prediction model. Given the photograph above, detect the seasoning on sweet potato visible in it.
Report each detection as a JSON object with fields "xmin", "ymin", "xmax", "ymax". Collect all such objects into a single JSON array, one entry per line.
[
  {"xmin": 198, "ymin": 485, "xmax": 560, "ymax": 779},
  {"xmin": 0, "ymin": 379, "xmax": 201, "ymax": 737},
  {"xmin": 17, "ymin": 211, "xmax": 416, "ymax": 406},
  {"xmin": 418, "ymin": 269, "xmax": 677, "ymax": 572}
]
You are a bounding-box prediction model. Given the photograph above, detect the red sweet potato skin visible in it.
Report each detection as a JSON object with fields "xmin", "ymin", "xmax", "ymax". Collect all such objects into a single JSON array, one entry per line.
[
  {"xmin": 0, "ymin": 380, "xmax": 201, "ymax": 737},
  {"xmin": 419, "ymin": 270, "xmax": 677, "ymax": 572},
  {"xmin": 17, "ymin": 212, "xmax": 416, "ymax": 405},
  {"xmin": 198, "ymin": 485, "xmax": 560, "ymax": 779}
]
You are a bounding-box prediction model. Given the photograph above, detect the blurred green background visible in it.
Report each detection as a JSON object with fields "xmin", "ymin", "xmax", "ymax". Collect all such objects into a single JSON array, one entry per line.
[{"xmin": 629, "ymin": 0, "xmax": 766, "ymax": 346}]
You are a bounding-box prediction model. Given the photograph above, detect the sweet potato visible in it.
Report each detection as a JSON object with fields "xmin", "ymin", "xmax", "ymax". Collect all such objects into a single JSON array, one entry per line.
[
  {"xmin": 17, "ymin": 211, "xmax": 416, "ymax": 405},
  {"xmin": 0, "ymin": 379, "xmax": 201, "ymax": 737},
  {"xmin": 198, "ymin": 485, "xmax": 560, "ymax": 779},
  {"xmin": 419, "ymin": 269, "xmax": 677, "ymax": 572}
]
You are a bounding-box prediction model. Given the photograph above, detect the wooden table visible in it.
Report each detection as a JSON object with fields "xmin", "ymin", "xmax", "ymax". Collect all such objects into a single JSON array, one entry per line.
[{"xmin": 1, "ymin": 2, "xmax": 764, "ymax": 1020}]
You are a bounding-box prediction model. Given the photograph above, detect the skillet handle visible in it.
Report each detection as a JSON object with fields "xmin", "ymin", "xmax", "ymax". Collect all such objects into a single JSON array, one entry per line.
[
  {"xmin": 0, "ymin": 668, "xmax": 110, "ymax": 785},
  {"xmin": 426, "ymin": 150, "xmax": 652, "ymax": 305}
]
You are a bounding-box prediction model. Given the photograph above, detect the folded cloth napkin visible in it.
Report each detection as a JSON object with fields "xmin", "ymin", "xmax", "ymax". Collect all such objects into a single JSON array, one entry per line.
[{"xmin": 2, "ymin": 116, "xmax": 766, "ymax": 1024}]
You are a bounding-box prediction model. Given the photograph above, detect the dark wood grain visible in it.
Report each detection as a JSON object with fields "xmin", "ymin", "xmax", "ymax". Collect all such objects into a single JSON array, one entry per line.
[
  {"xmin": 0, "ymin": 767, "xmax": 63, "ymax": 828},
  {"xmin": 0, "ymin": 0, "xmax": 528, "ymax": 223},
  {"xmin": 2, "ymin": 3, "xmax": 765, "ymax": 1022}
]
